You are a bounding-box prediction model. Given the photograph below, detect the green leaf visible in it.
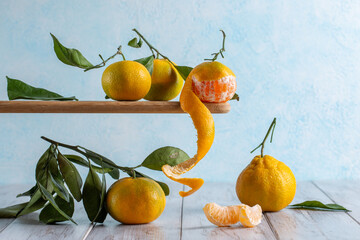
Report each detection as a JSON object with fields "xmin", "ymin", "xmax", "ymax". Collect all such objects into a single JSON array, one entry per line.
[
  {"xmin": 0, "ymin": 202, "xmax": 28, "ymax": 218},
  {"xmin": 142, "ymin": 146, "xmax": 190, "ymax": 171},
  {"xmin": 50, "ymin": 33, "xmax": 93, "ymax": 69},
  {"xmin": 35, "ymin": 145, "xmax": 56, "ymax": 193},
  {"xmin": 134, "ymin": 56, "xmax": 154, "ymax": 75},
  {"xmin": 7, "ymin": 77, "xmax": 78, "ymax": 101},
  {"xmin": 289, "ymin": 200, "xmax": 350, "ymax": 212},
  {"xmin": 105, "ymin": 95, "xmax": 110, "ymax": 99},
  {"xmin": 82, "ymin": 164, "xmax": 107, "ymax": 223},
  {"xmin": 126, "ymin": 170, "xmax": 170, "ymax": 196},
  {"xmin": 39, "ymin": 195, "xmax": 74, "ymax": 224},
  {"xmin": 230, "ymin": 93, "xmax": 239, "ymax": 101},
  {"xmin": 128, "ymin": 37, "xmax": 143, "ymax": 48},
  {"xmin": 17, "ymin": 189, "xmax": 47, "ymax": 217},
  {"xmin": 16, "ymin": 185, "xmax": 37, "ymax": 198},
  {"xmin": 49, "ymin": 171, "xmax": 70, "ymax": 202},
  {"xmin": 92, "ymin": 170, "xmax": 107, "ymax": 223},
  {"xmin": 64, "ymin": 154, "xmax": 113, "ymax": 174},
  {"xmin": 38, "ymin": 183, "xmax": 76, "ymax": 224},
  {"xmin": 174, "ymin": 66, "xmax": 193, "ymax": 80},
  {"xmin": 57, "ymin": 153, "xmax": 82, "ymax": 202},
  {"xmin": 82, "ymin": 149, "xmax": 120, "ymax": 179}
]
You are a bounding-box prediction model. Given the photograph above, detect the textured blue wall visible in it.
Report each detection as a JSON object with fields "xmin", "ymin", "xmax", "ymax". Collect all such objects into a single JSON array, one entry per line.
[{"xmin": 1, "ymin": 0, "xmax": 359, "ymax": 185}]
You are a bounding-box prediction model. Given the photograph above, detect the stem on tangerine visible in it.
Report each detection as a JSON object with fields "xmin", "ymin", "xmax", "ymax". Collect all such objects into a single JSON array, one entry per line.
[
  {"xmin": 204, "ymin": 30, "xmax": 226, "ymax": 62},
  {"xmin": 250, "ymin": 118, "xmax": 277, "ymax": 157}
]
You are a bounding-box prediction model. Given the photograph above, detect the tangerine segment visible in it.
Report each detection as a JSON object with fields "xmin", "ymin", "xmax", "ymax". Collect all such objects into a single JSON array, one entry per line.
[
  {"xmin": 161, "ymin": 72, "xmax": 215, "ymax": 197},
  {"xmin": 203, "ymin": 203, "xmax": 262, "ymax": 228}
]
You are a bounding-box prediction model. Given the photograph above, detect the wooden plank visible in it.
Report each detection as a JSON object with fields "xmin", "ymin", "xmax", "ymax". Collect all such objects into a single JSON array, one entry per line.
[
  {"xmin": 0, "ymin": 184, "xmax": 31, "ymax": 233},
  {"xmin": 0, "ymin": 101, "xmax": 230, "ymax": 114},
  {"xmin": 313, "ymin": 180, "xmax": 360, "ymax": 224},
  {"xmin": 0, "ymin": 185, "xmax": 92, "ymax": 240},
  {"xmin": 85, "ymin": 182, "xmax": 183, "ymax": 240},
  {"xmin": 181, "ymin": 182, "xmax": 276, "ymax": 240},
  {"xmin": 265, "ymin": 181, "xmax": 360, "ymax": 240}
]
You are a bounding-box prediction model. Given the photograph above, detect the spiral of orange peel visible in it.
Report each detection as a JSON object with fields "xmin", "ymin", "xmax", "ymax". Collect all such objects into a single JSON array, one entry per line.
[{"xmin": 161, "ymin": 72, "xmax": 215, "ymax": 197}]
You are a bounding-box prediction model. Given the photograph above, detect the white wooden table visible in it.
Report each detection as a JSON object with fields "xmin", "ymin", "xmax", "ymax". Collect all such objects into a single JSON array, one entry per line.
[{"xmin": 0, "ymin": 180, "xmax": 359, "ymax": 240}]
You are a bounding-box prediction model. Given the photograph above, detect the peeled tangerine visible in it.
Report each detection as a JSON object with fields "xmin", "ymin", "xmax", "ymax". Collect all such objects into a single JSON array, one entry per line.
[
  {"xmin": 162, "ymin": 61, "xmax": 236, "ymax": 197},
  {"xmin": 203, "ymin": 203, "xmax": 262, "ymax": 227}
]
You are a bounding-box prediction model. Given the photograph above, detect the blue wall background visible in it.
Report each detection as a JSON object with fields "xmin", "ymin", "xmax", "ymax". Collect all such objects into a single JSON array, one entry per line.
[{"xmin": 0, "ymin": 0, "xmax": 359, "ymax": 185}]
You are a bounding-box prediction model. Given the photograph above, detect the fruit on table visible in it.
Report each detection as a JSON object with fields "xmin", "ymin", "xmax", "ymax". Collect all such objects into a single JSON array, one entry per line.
[
  {"xmin": 101, "ymin": 61, "xmax": 151, "ymax": 101},
  {"xmin": 236, "ymin": 155, "xmax": 296, "ymax": 211},
  {"xmin": 163, "ymin": 61, "xmax": 236, "ymax": 197},
  {"xmin": 191, "ymin": 61, "xmax": 236, "ymax": 103},
  {"xmin": 235, "ymin": 118, "xmax": 296, "ymax": 211},
  {"xmin": 203, "ymin": 202, "xmax": 262, "ymax": 227},
  {"xmin": 144, "ymin": 59, "xmax": 184, "ymax": 101},
  {"xmin": 106, "ymin": 177, "xmax": 166, "ymax": 224}
]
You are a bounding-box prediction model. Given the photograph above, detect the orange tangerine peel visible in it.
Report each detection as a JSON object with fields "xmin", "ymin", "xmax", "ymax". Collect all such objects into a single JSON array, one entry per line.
[
  {"xmin": 203, "ymin": 203, "xmax": 262, "ymax": 228},
  {"xmin": 161, "ymin": 69, "xmax": 215, "ymax": 197}
]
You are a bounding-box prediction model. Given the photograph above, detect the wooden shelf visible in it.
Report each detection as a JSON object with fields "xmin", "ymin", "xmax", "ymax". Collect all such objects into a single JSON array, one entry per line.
[{"xmin": 0, "ymin": 101, "xmax": 230, "ymax": 114}]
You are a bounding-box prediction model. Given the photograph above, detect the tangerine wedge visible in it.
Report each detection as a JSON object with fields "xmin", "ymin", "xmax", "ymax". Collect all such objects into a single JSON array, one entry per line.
[
  {"xmin": 203, "ymin": 203, "xmax": 262, "ymax": 227},
  {"xmin": 161, "ymin": 69, "xmax": 215, "ymax": 197}
]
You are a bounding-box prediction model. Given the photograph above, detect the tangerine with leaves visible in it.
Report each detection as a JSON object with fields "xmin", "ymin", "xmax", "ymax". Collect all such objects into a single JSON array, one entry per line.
[
  {"xmin": 101, "ymin": 60, "xmax": 151, "ymax": 101},
  {"xmin": 235, "ymin": 118, "xmax": 296, "ymax": 212},
  {"xmin": 106, "ymin": 177, "xmax": 166, "ymax": 224}
]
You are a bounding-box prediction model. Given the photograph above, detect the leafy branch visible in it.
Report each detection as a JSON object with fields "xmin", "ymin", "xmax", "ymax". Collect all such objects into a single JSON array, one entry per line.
[
  {"xmin": 204, "ymin": 30, "xmax": 226, "ymax": 62},
  {"xmin": 0, "ymin": 137, "xmax": 190, "ymax": 224}
]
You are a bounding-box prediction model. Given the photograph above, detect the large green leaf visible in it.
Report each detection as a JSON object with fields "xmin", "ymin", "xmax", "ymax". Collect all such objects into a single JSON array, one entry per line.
[
  {"xmin": 57, "ymin": 153, "xmax": 82, "ymax": 202},
  {"xmin": 141, "ymin": 146, "xmax": 190, "ymax": 171},
  {"xmin": 289, "ymin": 200, "xmax": 350, "ymax": 212},
  {"xmin": 17, "ymin": 189, "xmax": 47, "ymax": 217},
  {"xmin": 174, "ymin": 66, "xmax": 193, "ymax": 80},
  {"xmin": 38, "ymin": 183, "xmax": 76, "ymax": 224},
  {"xmin": 50, "ymin": 33, "xmax": 93, "ymax": 69},
  {"xmin": 7, "ymin": 77, "xmax": 78, "ymax": 101},
  {"xmin": 0, "ymin": 202, "xmax": 28, "ymax": 218},
  {"xmin": 39, "ymin": 195, "xmax": 74, "ymax": 224},
  {"xmin": 82, "ymin": 164, "xmax": 107, "ymax": 223},
  {"xmin": 35, "ymin": 145, "xmax": 56, "ymax": 193},
  {"xmin": 134, "ymin": 56, "xmax": 154, "ymax": 75}
]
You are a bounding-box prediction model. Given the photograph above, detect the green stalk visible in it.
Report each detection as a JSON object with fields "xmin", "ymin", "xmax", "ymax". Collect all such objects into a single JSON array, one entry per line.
[{"xmin": 250, "ymin": 118, "xmax": 277, "ymax": 157}]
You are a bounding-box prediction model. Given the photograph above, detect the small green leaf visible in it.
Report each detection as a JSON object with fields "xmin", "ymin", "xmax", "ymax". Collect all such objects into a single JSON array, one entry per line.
[
  {"xmin": 16, "ymin": 185, "xmax": 37, "ymax": 198},
  {"xmin": 39, "ymin": 195, "xmax": 74, "ymax": 224},
  {"xmin": 82, "ymin": 149, "xmax": 120, "ymax": 179},
  {"xmin": 38, "ymin": 183, "xmax": 76, "ymax": 224},
  {"xmin": 142, "ymin": 146, "xmax": 190, "ymax": 171},
  {"xmin": 126, "ymin": 170, "xmax": 170, "ymax": 196},
  {"xmin": 174, "ymin": 66, "xmax": 193, "ymax": 80},
  {"xmin": 17, "ymin": 189, "xmax": 47, "ymax": 217},
  {"xmin": 57, "ymin": 153, "xmax": 82, "ymax": 202},
  {"xmin": 64, "ymin": 154, "xmax": 113, "ymax": 174},
  {"xmin": 128, "ymin": 37, "xmax": 143, "ymax": 48},
  {"xmin": 50, "ymin": 33, "xmax": 93, "ymax": 69},
  {"xmin": 7, "ymin": 77, "xmax": 78, "ymax": 101},
  {"xmin": 230, "ymin": 93, "xmax": 239, "ymax": 101},
  {"xmin": 82, "ymin": 164, "xmax": 107, "ymax": 223},
  {"xmin": 289, "ymin": 200, "xmax": 350, "ymax": 212},
  {"xmin": 105, "ymin": 95, "xmax": 110, "ymax": 99},
  {"xmin": 0, "ymin": 202, "xmax": 28, "ymax": 218},
  {"xmin": 134, "ymin": 56, "xmax": 154, "ymax": 75}
]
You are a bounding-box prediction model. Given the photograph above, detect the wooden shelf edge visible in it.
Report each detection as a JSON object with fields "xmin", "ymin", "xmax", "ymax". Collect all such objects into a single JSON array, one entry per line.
[{"xmin": 0, "ymin": 101, "xmax": 231, "ymax": 114}]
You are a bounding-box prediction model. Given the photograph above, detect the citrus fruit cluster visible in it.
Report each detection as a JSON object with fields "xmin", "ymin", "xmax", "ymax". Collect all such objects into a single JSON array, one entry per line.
[{"xmin": 102, "ymin": 59, "xmax": 184, "ymax": 101}]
